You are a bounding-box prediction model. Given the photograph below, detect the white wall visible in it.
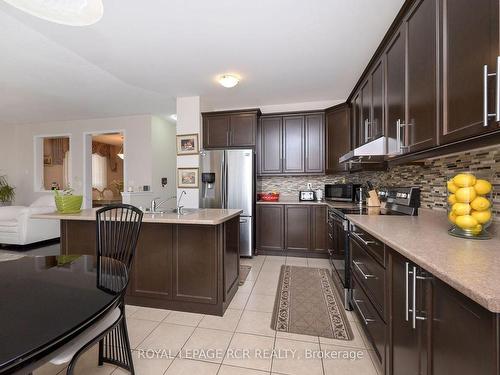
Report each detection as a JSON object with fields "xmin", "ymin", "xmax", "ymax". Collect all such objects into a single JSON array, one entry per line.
[
  {"xmin": 0, "ymin": 124, "xmax": 17, "ymax": 191},
  {"xmin": 176, "ymin": 96, "xmax": 201, "ymax": 208},
  {"xmin": 151, "ymin": 116, "xmax": 177, "ymax": 208},
  {"xmin": 6, "ymin": 115, "xmax": 153, "ymax": 206}
]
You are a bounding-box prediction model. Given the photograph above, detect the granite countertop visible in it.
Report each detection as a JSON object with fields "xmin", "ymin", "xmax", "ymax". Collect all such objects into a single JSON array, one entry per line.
[
  {"xmin": 256, "ymin": 200, "xmax": 359, "ymax": 209},
  {"xmin": 32, "ymin": 208, "xmax": 243, "ymax": 225},
  {"xmin": 257, "ymin": 199, "xmax": 328, "ymax": 206},
  {"xmin": 346, "ymin": 209, "xmax": 500, "ymax": 313}
]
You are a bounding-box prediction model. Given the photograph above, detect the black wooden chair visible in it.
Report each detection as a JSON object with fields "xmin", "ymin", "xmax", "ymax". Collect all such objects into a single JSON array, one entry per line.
[{"xmin": 47, "ymin": 204, "xmax": 143, "ymax": 374}]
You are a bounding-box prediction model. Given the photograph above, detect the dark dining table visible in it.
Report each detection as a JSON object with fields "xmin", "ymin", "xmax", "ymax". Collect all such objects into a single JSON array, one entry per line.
[{"xmin": 0, "ymin": 255, "xmax": 125, "ymax": 374}]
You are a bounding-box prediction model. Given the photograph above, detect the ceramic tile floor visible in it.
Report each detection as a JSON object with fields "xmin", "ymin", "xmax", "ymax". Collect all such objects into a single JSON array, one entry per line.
[{"xmin": 34, "ymin": 255, "xmax": 379, "ymax": 375}]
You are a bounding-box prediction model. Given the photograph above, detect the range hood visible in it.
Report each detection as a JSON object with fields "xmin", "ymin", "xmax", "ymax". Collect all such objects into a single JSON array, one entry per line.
[{"xmin": 339, "ymin": 136, "xmax": 392, "ymax": 171}]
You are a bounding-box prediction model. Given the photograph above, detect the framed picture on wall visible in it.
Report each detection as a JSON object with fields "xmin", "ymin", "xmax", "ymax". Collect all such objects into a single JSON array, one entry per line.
[
  {"xmin": 177, "ymin": 168, "xmax": 199, "ymax": 188},
  {"xmin": 176, "ymin": 134, "xmax": 199, "ymax": 155}
]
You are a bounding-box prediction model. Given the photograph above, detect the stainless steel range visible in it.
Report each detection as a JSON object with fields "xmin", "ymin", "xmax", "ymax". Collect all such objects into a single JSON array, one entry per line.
[{"xmin": 327, "ymin": 186, "xmax": 421, "ymax": 310}]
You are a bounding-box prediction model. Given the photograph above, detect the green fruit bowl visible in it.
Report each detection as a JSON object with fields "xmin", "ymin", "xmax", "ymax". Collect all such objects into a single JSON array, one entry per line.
[{"xmin": 54, "ymin": 195, "xmax": 83, "ymax": 214}]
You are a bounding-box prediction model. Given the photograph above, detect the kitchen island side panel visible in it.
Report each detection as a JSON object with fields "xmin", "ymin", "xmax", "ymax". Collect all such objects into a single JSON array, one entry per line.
[{"xmin": 59, "ymin": 218, "xmax": 239, "ymax": 316}]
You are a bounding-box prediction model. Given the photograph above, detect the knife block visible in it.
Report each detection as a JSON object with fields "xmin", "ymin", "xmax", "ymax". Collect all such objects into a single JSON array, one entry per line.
[{"xmin": 366, "ymin": 190, "xmax": 381, "ymax": 207}]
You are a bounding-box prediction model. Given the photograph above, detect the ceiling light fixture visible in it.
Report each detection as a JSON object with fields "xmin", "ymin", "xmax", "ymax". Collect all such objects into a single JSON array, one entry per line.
[
  {"xmin": 218, "ymin": 74, "xmax": 240, "ymax": 88},
  {"xmin": 2, "ymin": 0, "xmax": 104, "ymax": 26}
]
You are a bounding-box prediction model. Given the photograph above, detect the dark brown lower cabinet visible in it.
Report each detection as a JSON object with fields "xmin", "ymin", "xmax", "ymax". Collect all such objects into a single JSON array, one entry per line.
[
  {"xmin": 172, "ymin": 225, "xmax": 218, "ymax": 305},
  {"xmin": 285, "ymin": 205, "xmax": 310, "ymax": 252},
  {"xmin": 256, "ymin": 204, "xmax": 327, "ymax": 256},
  {"xmin": 311, "ymin": 206, "xmax": 327, "ymax": 253},
  {"xmin": 256, "ymin": 204, "xmax": 284, "ymax": 252},
  {"xmin": 351, "ymin": 275, "xmax": 387, "ymax": 370},
  {"xmin": 431, "ymin": 278, "xmax": 499, "ymax": 375},
  {"xmin": 130, "ymin": 223, "xmax": 173, "ymax": 300},
  {"xmin": 390, "ymin": 251, "xmax": 430, "ymax": 375}
]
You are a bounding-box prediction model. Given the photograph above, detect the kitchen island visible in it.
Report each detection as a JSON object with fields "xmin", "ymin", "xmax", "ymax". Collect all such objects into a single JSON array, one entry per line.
[{"xmin": 33, "ymin": 208, "xmax": 242, "ymax": 316}]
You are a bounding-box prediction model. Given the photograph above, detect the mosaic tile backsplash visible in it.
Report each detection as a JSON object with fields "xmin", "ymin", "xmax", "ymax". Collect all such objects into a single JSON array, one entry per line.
[{"xmin": 258, "ymin": 145, "xmax": 500, "ymax": 221}]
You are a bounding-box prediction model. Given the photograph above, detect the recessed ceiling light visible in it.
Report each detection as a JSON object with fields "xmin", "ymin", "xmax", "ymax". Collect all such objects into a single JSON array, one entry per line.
[
  {"xmin": 170, "ymin": 114, "xmax": 177, "ymax": 121},
  {"xmin": 2, "ymin": 0, "xmax": 104, "ymax": 26},
  {"xmin": 218, "ymin": 74, "xmax": 240, "ymax": 88}
]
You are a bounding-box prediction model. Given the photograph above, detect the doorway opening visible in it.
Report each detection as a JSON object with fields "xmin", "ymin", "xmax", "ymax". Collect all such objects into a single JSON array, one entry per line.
[{"xmin": 90, "ymin": 132, "xmax": 124, "ymax": 208}]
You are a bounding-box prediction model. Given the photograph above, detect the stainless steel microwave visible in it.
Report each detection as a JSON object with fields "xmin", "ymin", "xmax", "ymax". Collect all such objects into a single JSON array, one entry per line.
[{"xmin": 325, "ymin": 183, "xmax": 361, "ymax": 202}]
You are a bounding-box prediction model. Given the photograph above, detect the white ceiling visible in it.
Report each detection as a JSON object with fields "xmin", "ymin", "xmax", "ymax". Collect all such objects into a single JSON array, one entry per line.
[{"xmin": 0, "ymin": 0, "xmax": 405, "ymax": 126}]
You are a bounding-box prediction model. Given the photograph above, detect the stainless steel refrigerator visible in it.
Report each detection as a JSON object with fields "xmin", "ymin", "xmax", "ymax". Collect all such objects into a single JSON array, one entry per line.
[{"xmin": 199, "ymin": 149, "xmax": 254, "ymax": 257}]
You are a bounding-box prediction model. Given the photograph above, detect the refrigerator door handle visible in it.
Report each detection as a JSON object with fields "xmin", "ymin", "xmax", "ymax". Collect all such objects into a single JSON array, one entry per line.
[
  {"xmin": 224, "ymin": 157, "xmax": 229, "ymax": 209},
  {"xmin": 220, "ymin": 160, "xmax": 225, "ymax": 208}
]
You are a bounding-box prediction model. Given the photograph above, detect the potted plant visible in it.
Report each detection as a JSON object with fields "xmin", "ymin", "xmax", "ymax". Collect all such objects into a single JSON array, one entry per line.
[
  {"xmin": 54, "ymin": 188, "xmax": 83, "ymax": 214},
  {"xmin": 0, "ymin": 175, "xmax": 15, "ymax": 206}
]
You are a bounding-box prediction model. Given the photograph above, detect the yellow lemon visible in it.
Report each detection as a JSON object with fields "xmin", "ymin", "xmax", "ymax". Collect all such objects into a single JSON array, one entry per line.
[
  {"xmin": 447, "ymin": 180, "xmax": 459, "ymax": 193},
  {"xmin": 448, "ymin": 211, "xmax": 457, "ymax": 224},
  {"xmin": 470, "ymin": 224, "xmax": 483, "ymax": 235},
  {"xmin": 471, "ymin": 209, "xmax": 492, "ymax": 224},
  {"xmin": 455, "ymin": 215, "xmax": 479, "ymax": 230},
  {"xmin": 447, "ymin": 194, "xmax": 457, "ymax": 205},
  {"xmin": 455, "ymin": 187, "xmax": 477, "ymax": 203},
  {"xmin": 474, "ymin": 179, "xmax": 492, "ymax": 195},
  {"xmin": 453, "ymin": 173, "xmax": 477, "ymax": 187},
  {"xmin": 470, "ymin": 196, "xmax": 491, "ymax": 211},
  {"xmin": 452, "ymin": 202, "xmax": 471, "ymax": 216}
]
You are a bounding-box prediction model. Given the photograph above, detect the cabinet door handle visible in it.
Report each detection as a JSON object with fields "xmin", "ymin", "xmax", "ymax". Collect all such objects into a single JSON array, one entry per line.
[
  {"xmin": 353, "ymin": 260, "xmax": 376, "ymax": 280},
  {"xmin": 350, "ymin": 231, "xmax": 376, "ymax": 247},
  {"xmin": 483, "ymin": 62, "xmax": 498, "ymax": 126},
  {"xmin": 496, "ymin": 56, "xmax": 500, "ymax": 122},
  {"xmin": 405, "ymin": 262, "xmax": 410, "ymax": 322},
  {"xmin": 412, "ymin": 265, "xmax": 417, "ymax": 329},
  {"xmin": 353, "ymin": 298, "xmax": 375, "ymax": 325}
]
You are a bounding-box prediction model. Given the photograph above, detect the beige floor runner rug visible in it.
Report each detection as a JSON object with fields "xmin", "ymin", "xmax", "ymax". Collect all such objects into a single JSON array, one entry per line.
[{"xmin": 271, "ymin": 265, "xmax": 352, "ymax": 340}]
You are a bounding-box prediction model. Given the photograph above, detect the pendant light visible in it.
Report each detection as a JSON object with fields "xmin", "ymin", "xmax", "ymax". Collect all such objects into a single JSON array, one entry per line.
[{"xmin": 2, "ymin": 0, "xmax": 104, "ymax": 26}]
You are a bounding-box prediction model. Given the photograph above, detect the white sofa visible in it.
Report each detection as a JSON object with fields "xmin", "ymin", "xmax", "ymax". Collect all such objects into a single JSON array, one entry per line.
[{"xmin": 0, "ymin": 195, "xmax": 60, "ymax": 246}]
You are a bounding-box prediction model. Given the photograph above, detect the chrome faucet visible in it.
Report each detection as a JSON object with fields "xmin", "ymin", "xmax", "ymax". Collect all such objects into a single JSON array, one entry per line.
[
  {"xmin": 176, "ymin": 190, "xmax": 187, "ymax": 214},
  {"xmin": 150, "ymin": 196, "xmax": 175, "ymax": 213}
]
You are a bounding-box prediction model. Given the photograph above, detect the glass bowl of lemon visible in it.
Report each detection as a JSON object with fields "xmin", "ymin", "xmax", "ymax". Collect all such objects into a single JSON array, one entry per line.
[{"xmin": 447, "ymin": 172, "xmax": 494, "ymax": 239}]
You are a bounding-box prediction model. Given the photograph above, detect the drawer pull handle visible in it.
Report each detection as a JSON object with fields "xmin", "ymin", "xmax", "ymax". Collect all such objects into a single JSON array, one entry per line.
[
  {"xmin": 353, "ymin": 298, "xmax": 375, "ymax": 325},
  {"xmin": 350, "ymin": 232, "xmax": 377, "ymax": 247},
  {"xmin": 353, "ymin": 260, "xmax": 376, "ymax": 279}
]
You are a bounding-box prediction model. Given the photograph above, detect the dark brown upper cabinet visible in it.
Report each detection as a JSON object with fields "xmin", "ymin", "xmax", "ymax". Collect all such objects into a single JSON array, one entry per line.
[
  {"xmin": 258, "ymin": 116, "xmax": 283, "ymax": 174},
  {"xmin": 326, "ymin": 104, "xmax": 350, "ymax": 173},
  {"xmin": 257, "ymin": 112, "xmax": 325, "ymax": 176},
  {"xmin": 283, "ymin": 116, "xmax": 305, "ymax": 173},
  {"xmin": 360, "ymin": 79, "xmax": 372, "ymax": 146},
  {"xmin": 352, "ymin": 92, "xmax": 362, "ymax": 148},
  {"xmin": 203, "ymin": 115, "xmax": 229, "ymax": 149},
  {"xmin": 202, "ymin": 109, "xmax": 260, "ymax": 149},
  {"xmin": 305, "ymin": 114, "xmax": 325, "ymax": 173},
  {"xmin": 371, "ymin": 60, "xmax": 384, "ymax": 140},
  {"xmin": 404, "ymin": 0, "xmax": 438, "ymax": 153},
  {"xmin": 440, "ymin": 0, "xmax": 500, "ymax": 144},
  {"xmin": 385, "ymin": 25, "xmax": 407, "ymax": 156}
]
